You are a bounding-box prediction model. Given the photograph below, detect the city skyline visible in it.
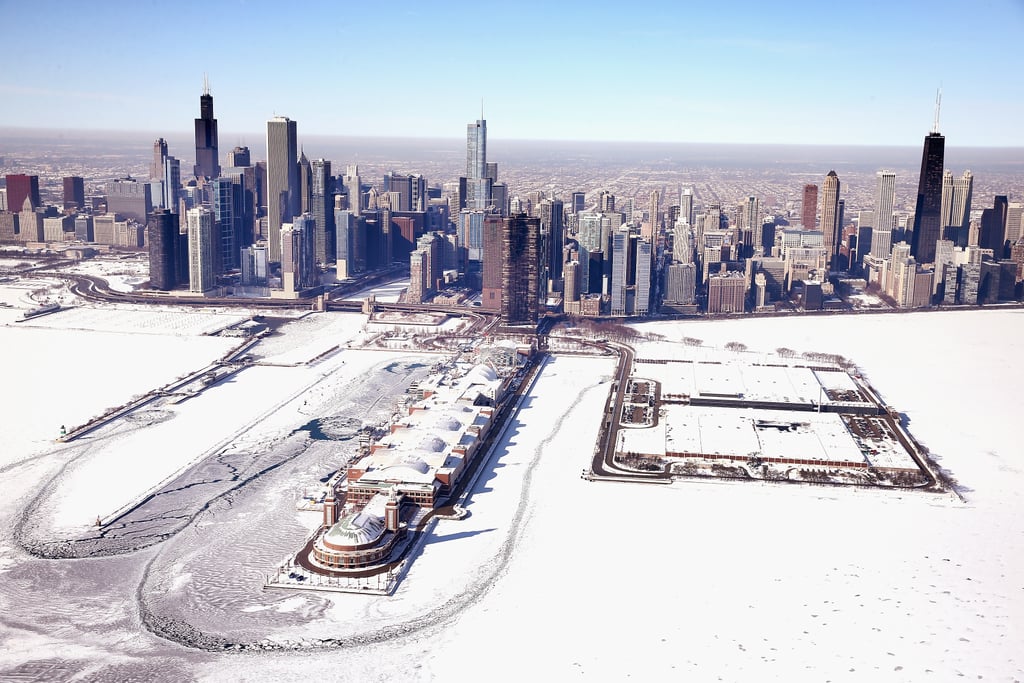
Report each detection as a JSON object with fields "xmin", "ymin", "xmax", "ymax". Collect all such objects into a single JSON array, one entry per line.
[{"xmin": 1, "ymin": 1, "xmax": 1022, "ymax": 147}]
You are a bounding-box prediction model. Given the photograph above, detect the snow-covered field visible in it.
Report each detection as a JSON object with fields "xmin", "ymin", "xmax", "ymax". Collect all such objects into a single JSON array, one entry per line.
[{"xmin": 0, "ymin": 307, "xmax": 1021, "ymax": 682}]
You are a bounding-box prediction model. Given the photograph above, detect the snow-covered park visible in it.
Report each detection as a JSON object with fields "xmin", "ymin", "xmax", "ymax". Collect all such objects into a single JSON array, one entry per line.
[{"xmin": 0, "ymin": 302, "xmax": 1021, "ymax": 681}]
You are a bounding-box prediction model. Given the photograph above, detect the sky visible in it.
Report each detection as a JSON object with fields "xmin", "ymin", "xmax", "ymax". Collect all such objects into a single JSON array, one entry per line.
[{"xmin": 1, "ymin": 0, "xmax": 1023, "ymax": 146}]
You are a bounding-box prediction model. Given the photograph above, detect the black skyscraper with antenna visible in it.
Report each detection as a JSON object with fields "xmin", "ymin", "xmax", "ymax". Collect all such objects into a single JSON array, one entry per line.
[
  {"xmin": 910, "ymin": 91, "xmax": 945, "ymax": 264},
  {"xmin": 194, "ymin": 75, "xmax": 220, "ymax": 179}
]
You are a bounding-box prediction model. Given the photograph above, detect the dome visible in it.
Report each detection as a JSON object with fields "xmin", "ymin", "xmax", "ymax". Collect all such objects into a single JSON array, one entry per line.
[
  {"xmin": 418, "ymin": 435, "xmax": 447, "ymax": 452},
  {"xmin": 323, "ymin": 511, "xmax": 384, "ymax": 549},
  {"xmin": 381, "ymin": 454, "xmax": 430, "ymax": 475},
  {"xmin": 434, "ymin": 414, "xmax": 463, "ymax": 431}
]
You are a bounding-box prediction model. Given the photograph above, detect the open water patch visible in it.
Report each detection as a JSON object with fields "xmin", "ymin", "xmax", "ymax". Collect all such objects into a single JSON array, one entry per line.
[{"xmin": 294, "ymin": 416, "xmax": 362, "ymax": 441}]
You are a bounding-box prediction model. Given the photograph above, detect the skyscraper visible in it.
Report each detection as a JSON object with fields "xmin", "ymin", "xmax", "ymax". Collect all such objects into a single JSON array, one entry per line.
[
  {"xmin": 151, "ymin": 138, "xmax": 168, "ymax": 181},
  {"xmin": 310, "ymin": 159, "xmax": 333, "ymax": 265},
  {"xmin": 186, "ymin": 207, "xmax": 215, "ymax": 293},
  {"xmin": 5, "ymin": 175, "xmax": 40, "ymax": 212},
  {"xmin": 873, "ymin": 170, "xmax": 896, "ymax": 236},
  {"xmin": 911, "ymin": 114, "xmax": 945, "ymax": 263},
  {"xmin": 227, "ymin": 146, "xmax": 250, "ymax": 168},
  {"xmin": 499, "ymin": 215, "xmax": 540, "ymax": 325},
  {"xmin": 941, "ymin": 170, "xmax": 973, "ymax": 245},
  {"xmin": 343, "ymin": 165, "xmax": 362, "ymax": 216},
  {"xmin": 820, "ymin": 171, "xmax": 841, "ymax": 270},
  {"xmin": 679, "ymin": 188, "xmax": 694, "ymax": 227},
  {"xmin": 979, "ymin": 196, "xmax": 1009, "ymax": 257},
  {"xmin": 467, "ymin": 119, "xmax": 486, "ymax": 179},
  {"xmin": 266, "ymin": 116, "xmax": 299, "ymax": 262},
  {"xmin": 63, "ymin": 177, "xmax": 85, "ymax": 212},
  {"xmin": 801, "ymin": 183, "xmax": 818, "ymax": 230},
  {"xmin": 194, "ymin": 78, "xmax": 220, "ymax": 179},
  {"xmin": 147, "ymin": 209, "xmax": 180, "ymax": 290},
  {"xmin": 465, "ymin": 119, "xmax": 491, "ymax": 210},
  {"xmin": 211, "ymin": 177, "xmax": 240, "ymax": 273}
]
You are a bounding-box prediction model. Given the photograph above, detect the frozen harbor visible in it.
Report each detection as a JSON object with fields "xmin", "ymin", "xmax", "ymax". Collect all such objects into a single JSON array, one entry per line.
[{"xmin": 0, "ymin": 303, "xmax": 1021, "ymax": 681}]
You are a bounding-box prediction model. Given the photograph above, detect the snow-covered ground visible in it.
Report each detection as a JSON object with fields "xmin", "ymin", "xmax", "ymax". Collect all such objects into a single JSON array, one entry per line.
[{"xmin": 0, "ymin": 307, "xmax": 1021, "ymax": 681}]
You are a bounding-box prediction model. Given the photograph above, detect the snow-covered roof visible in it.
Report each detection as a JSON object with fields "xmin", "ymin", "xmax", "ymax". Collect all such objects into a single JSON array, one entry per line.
[{"xmin": 324, "ymin": 510, "xmax": 385, "ymax": 547}]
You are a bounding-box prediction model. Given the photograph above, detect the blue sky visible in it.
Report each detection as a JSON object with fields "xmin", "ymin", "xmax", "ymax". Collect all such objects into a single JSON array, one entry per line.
[{"xmin": 2, "ymin": 0, "xmax": 1022, "ymax": 146}]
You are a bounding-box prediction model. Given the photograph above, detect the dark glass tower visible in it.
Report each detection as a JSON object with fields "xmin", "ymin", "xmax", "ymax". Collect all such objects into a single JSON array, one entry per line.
[
  {"xmin": 910, "ymin": 131, "xmax": 945, "ymax": 263},
  {"xmin": 194, "ymin": 78, "xmax": 220, "ymax": 179},
  {"xmin": 147, "ymin": 209, "xmax": 180, "ymax": 290},
  {"xmin": 500, "ymin": 214, "xmax": 540, "ymax": 325}
]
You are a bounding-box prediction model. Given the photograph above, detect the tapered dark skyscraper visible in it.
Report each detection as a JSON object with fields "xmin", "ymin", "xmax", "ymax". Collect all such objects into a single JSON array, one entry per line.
[
  {"xmin": 911, "ymin": 96, "xmax": 945, "ymax": 263},
  {"xmin": 194, "ymin": 77, "xmax": 220, "ymax": 179}
]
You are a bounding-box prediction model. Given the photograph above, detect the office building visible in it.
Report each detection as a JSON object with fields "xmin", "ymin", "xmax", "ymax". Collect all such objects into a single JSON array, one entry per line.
[
  {"xmin": 151, "ymin": 138, "xmax": 168, "ymax": 180},
  {"xmin": 801, "ymin": 184, "xmax": 817, "ymax": 230},
  {"xmin": 873, "ymin": 170, "xmax": 896, "ymax": 236},
  {"xmin": 820, "ymin": 171, "xmax": 841, "ymax": 270},
  {"xmin": 227, "ymin": 146, "xmax": 250, "ymax": 168},
  {"xmin": 979, "ymin": 196, "xmax": 1009, "ymax": 257},
  {"xmin": 106, "ymin": 177, "xmax": 152, "ymax": 222},
  {"xmin": 940, "ymin": 170, "xmax": 973, "ymax": 245},
  {"xmin": 911, "ymin": 124, "xmax": 945, "ymax": 263},
  {"xmin": 194, "ymin": 79, "xmax": 220, "ymax": 179},
  {"xmin": 266, "ymin": 116, "xmax": 298, "ymax": 262},
  {"xmin": 63, "ymin": 177, "xmax": 85, "ymax": 212},
  {"xmin": 5, "ymin": 175, "xmax": 40, "ymax": 213}
]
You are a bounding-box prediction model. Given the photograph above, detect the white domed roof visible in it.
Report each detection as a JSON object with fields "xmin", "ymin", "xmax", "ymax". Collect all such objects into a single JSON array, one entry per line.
[
  {"xmin": 418, "ymin": 435, "xmax": 447, "ymax": 452},
  {"xmin": 324, "ymin": 511, "xmax": 384, "ymax": 547}
]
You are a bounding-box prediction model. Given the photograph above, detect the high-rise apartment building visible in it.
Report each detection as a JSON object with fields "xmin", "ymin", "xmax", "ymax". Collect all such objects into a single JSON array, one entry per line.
[
  {"xmin": 820, "ymin": 171, "xmax": 841, "ymax": 270},
  {"xmin": 163, "ymin": 156, "xmax": 181, "ymax": 214},
  {"xmin": 538, "ymin": 198, "xmax": 564, "ymax": 287},
  {"xmin": 499, "ymin": 215, "xmax": 540, "ymax": 325},
  {"xmin": 911, "ymin": 127, "xmax": 945, "ymax": 263},
  {"xmin": 281, "ymin": 213, "xmax": 317, "ymax": 293},
  {"xmin": 343, "ymin": 165, "xmax": 362, "ymax": 217},
  {"xmin": 186, "ymin": 207, "xmax": 215, "ymax": 293},
  {"xmin": 679, "ymin": 188, "xmax": 694, "ymax": 227},
  {"xmin": 801, "ymin": 184, "xmax": 818, "ymax": 230},
  {"xmin": 194, "ymin": 79, "xmax": 220, "ymax": 179},
  {"xmin": 147, "ymin": 209, "xmax": 180, "ymax": 290},
  {"xmin": 465, "ymin": 119, "xmax": 491, "ymax": 210},
  {"xmin": 311, "ymin": 158, "xmax": 333, "ymax": 265},
  {"xmin": 266, "ymin": 116, "xmax": 299, "ymax": 262},
  {"xmin": 211, "ymin": 177, "xmax": 240, "ymax": 273}
]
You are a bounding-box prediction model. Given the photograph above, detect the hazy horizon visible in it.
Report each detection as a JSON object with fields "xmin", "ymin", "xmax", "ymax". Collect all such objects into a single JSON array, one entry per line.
[{"xmin": 3, "ymin": 127, "xmax": 1023, "ymax": 174}]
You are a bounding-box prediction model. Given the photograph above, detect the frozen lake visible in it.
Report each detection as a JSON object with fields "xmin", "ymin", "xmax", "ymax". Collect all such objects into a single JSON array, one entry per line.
[{"xmin": 0, "ymin": 307, "xmax": 1021, "ymax": 681}]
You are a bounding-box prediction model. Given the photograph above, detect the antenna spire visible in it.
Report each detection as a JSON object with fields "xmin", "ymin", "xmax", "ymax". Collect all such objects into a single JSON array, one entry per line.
[
  {"xmin": 480, "ymin": 97, "xmax": 484, "ymax": 121},
  {"xmin": 931, "ymin": 87, "xmax": 942, "ymax": 134},
  {"xmin": 203, "ymin": 73, "xmax": 210, "ymax": 96}
]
